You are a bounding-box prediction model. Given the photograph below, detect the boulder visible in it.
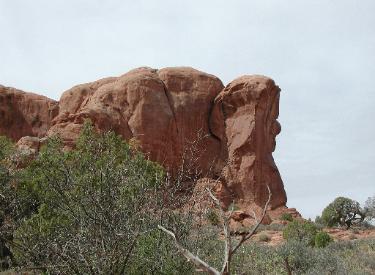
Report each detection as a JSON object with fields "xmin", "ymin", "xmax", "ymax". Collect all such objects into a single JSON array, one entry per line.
[{"xmin": 16, "ymin": 136, "xmax": 41, "ymax": 154}]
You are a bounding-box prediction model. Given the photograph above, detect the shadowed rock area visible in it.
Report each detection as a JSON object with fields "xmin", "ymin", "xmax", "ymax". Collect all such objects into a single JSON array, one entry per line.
[
  {"xmin": 0, "ymin": 85, "xmax": 58, "ymax": 140},
  {"xmin": 0, "ymin": 67, "xmax": 291, "ymax": 213}
]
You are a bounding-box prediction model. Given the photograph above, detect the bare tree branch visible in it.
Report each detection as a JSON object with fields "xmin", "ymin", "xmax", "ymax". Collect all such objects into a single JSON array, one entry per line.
[
  {"xmin": 159, "ymin": 185, "xmax": 272, "ymax": 275},
  {"xmin": 206, "ymin": 188, "xmax": 232, "ymax": 274},
  {"xmin": 158, "ymin": 225, "xmax": 221, "ymax": 275},
  {"xmin": 231, "ymin": 185, "xmax": 271, "ymax": 256}
]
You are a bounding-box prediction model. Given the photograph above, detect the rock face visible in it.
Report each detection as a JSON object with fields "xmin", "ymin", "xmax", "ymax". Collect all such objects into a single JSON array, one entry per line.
[
  {"xmin": 48, "ymin": 67, "xmax": 223, "ymax": 175},
  {"xmin": 0, "ymin": 67, "xmax": 287, "ymax": 210},
  {"xmin": 211, "ymin": 76, "xmax": 287, "ymax": 209},
  {"xmin": 0, "ymin": 85, "xmax": 58, "ymax": 141}
]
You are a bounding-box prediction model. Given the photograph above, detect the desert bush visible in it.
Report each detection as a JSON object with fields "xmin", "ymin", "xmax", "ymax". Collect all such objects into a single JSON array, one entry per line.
[
  {"xmin": 126, "ymin": 220, "xmax": 195, "ymax": 274},
  {"xmin": 282, "ymin": 220, "xmax": 318, "ymax": 246},
  {"xmin": 327, "ymin": 239, "xmax": 375, "ymax": 274},
  {"xmin": 278, "ymin": 240, "xmax": 348, "ymax": 274},
  {"xmin": 321, "ymin": 197, "xmax": 366, "ymax": 229},
  {"xmin": 206, "ymin": 209, "xmax": 220, "ymax": 226},
  {"xmin": 219, "ymin": 242, "xmax": 284, "ymax": 274},
  {"xmin": 7, "ymin": 122, "xmax": 194, "ymax": 274},
  {"xmin": 280, "ymin": 213, "xmax": 293, "ymax": 222},
  {"xmin": 0, "ymin": 137, "xmax": 37, "ymax": 270},
  {"xmin": 278, "ymin": 240, "xmax": 316, "ymax": 274},
  {"xmin": 314, "ymin": 231, "xmax": 332, "ymax": 248},
  {"xmin": 0, "ymin": 136, "xmax": 14, "ymax": 270},
  {"xmin": 265, "ymin": 223, "xmax": 285, "ymax": 231},
  {"xmin": 258, "ymin": 233, "xmax": 271, "ymax": 242},
  {"xmin": 255, "ymin": 223, "xmax": 285, "ymax": 233},
  {"xmin": 254, "ymin": 224, "xmax": 266, "ymax": 233}
]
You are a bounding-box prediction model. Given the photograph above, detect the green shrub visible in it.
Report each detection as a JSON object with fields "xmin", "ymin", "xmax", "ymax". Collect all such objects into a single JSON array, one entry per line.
[
  {"xmin": 265, "ymin": 223, "xmax": 285, "ymax": 231},
  {"xmin": 314, "ymin": 231, "xmax": 333, "ymax": 248},
  {"xmin": 282, "ymin": 220, "xmax": 318, "ymax": 246},
  {"xmin": 206, "ymin": 209, "xmax": 220, "ymax": 226},
  {"xmin": 9, "ymin": 122, "xmax": 192, "ymax": 274},
  {"xmin": 258, "ymin": 233, "xmax": 271, "ymax": 242},
  {"xmin": 0, "ymin": 137, "xmax": 36, "ymax": 270},
  {"xmin": 255, "ymin": 224, "xmax": 266, "ymax": 233},
  {"xmin": 327, "ymin": 239, "xmax": 375, "ymax": 273},
  {"xmin": 280, "ymin": 213, "xmax": 293, "ymax": 222},
  {"xmin": 277, "ymin": 240, "xmax": 347, "ymax": 274}
]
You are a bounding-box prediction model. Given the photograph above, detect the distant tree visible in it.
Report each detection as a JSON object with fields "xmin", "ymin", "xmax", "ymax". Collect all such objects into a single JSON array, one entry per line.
[
  {"xmin": 364, "ymin": 195, "xmax": 375, "ymax": 221},
  {"xmin": 314, "ymin": 215, "xmax": 323, "ymax": 225},
  {"xmin": 321, "ymin": 197, "xmax": 366, "ymax": 229}
]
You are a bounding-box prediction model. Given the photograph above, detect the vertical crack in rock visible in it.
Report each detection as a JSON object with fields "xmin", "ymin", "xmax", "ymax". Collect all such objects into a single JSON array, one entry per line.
[{"xmin": 160, "ymin": 79, "xmax": 179, "ymax": 135}]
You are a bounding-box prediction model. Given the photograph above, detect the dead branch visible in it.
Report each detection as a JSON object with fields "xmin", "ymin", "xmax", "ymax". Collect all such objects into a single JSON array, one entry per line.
[
  {"xmin": 230, "ymin": 185, "xmax": 271, "ymax": 255},
  {"xmin": 159, "ymin": 185, "xmax": 272, "ymax": 275},
  {"xmin": 157, "ymin": 225, "xmax": 221, "ymax": 275}
]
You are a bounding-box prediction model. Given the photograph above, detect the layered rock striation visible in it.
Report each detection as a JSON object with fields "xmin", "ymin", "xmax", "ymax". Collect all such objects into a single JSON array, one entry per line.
[{"xmin": 0, "ymin": 67, "xmax": 288, "ymax": 211}]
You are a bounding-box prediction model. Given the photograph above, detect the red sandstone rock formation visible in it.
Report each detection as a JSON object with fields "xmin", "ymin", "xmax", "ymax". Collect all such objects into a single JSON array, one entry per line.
[
  {"xmin": 0, "ymin": 67, "xmax": 289, "ymax": 214},
  {"xmin": 210, "ymin": 75, "xmax": 287, "ymax": 209},
  {"xmin": 0, "ymin": 85, "xmax": 58, "ymax": 141},
  {"xmin": 49, "ymin": 67, "xmax": 223, "ymax": 176}
]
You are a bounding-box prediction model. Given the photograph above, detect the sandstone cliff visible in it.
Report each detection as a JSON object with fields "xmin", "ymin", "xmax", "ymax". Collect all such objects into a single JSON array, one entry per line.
[
  {"xmin": 0, "ymin": 85, "xmax": 58, "ymax": 140},
  {"xmin": 0, "ymin": 67, "xmax": 291, "ymax": 214}
]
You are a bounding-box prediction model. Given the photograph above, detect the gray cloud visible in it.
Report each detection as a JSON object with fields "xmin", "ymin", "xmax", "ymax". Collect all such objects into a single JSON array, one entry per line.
[{"xmin": 1, "ymin": 0, "xmax": 374, "ymax": 218}]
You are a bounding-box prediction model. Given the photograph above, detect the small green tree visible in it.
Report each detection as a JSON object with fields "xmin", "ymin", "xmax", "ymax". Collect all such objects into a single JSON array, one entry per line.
[
  {"xmin": 321, "ymin": 197, "xmax": 365, "ymax": 229},
  {"xmin": 206, "ymin": 209, "xmax": 220, "ymax": 226},
  {"xmin": 314, "ymin": 231, "xmax": 332, "ymax": 248},
  {"xmin": 282, "ymin": 220, "xmax": 318, "ymax": 246},
  {"xmin": 280, "ymin": 213, "xmax": 293, "ymax": 222}
]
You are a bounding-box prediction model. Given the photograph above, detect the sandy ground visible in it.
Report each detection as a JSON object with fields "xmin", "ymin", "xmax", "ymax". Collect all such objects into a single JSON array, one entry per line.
[{"xmin": 252, "ymin": 228, "xmax": 375, "ymax": 246}]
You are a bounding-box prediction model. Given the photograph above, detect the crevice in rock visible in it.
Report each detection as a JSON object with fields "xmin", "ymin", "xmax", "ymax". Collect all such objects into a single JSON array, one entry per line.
[
  {"xmin": 160, "ymin": 80, "xmax": 179, "ymax": 135},
  {"xmin": 207, "ymin": 100, "xmax": 221, "ymax": 142}
]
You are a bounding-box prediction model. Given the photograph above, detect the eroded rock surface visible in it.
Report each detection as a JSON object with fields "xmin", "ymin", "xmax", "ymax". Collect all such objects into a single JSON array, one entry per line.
[
  {"xmin": 0, "ymin": 67, "xmax": 289, "ymax": 214},
  {"xmin": 0, "ymin": 85, "xmax": 58, "ymax": 140},
  {"xmin": 211, "ymin": 75, "xmax": 287, "ymax": 209}
]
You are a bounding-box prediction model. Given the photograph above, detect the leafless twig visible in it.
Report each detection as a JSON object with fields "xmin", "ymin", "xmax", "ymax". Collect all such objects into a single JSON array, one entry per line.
[{"xmin": 159, "ymin": 185, "xmax": 272, "ymax": 275}]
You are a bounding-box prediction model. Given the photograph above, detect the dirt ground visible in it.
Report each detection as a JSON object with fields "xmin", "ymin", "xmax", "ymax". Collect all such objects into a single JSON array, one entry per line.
[{"xmin": 252, "ymin": 227, "xmax": 375, "ymax": 246}]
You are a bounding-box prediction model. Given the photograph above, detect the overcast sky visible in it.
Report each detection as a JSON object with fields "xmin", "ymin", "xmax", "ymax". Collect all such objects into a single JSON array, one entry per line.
[{"xmin": 1, "ymin": 0, "xmax": 374, "ymax": 218}]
